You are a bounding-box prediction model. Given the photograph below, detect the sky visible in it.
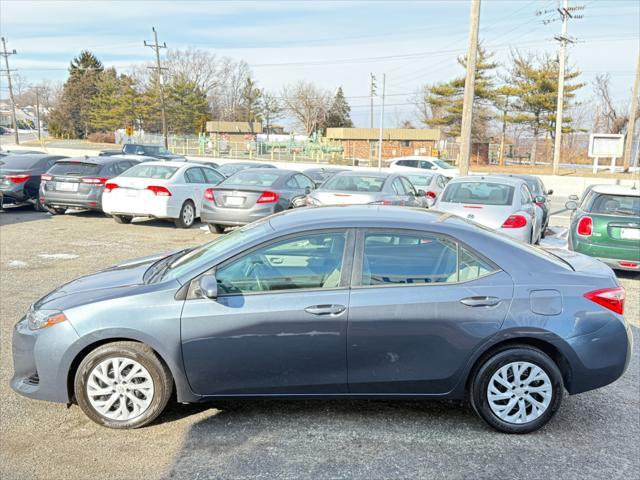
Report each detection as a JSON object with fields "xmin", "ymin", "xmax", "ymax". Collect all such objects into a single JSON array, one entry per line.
[{"xmin": 1, "ymin": 0, "xmax": 638, "ymax": 128}]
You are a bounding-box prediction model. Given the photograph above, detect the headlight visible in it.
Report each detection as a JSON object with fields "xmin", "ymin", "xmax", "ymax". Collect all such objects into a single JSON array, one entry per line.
[{"xmin": 26, "ymin": 308, "xmax": 67, "ymax": 330}]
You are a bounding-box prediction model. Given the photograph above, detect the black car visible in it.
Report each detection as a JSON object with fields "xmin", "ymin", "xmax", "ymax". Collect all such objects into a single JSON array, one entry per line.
[
  {"xmin": 303, "ymin": 167, "xmax": 350, "ymax": 188},
  {"xmin": 495, "ymin": 174, "xmax": 553, "ymax": 236},
  {"xmin": 99, "ymin": 144, "xmax": 186, "ymax": 161},
  {"xmin": 40, "ymin": 156, "xmax": 144, "ymax": 214},
  {"xmin": 0, "ymin": 154, "xmax": 68, "ymax": 210}
]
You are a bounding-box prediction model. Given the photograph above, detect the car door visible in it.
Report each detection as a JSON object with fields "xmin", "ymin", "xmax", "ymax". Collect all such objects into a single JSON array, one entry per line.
[
  {"xmin": 184, "ymin": 167, "xmax": 208, "ymax": 212},
  {"xmin": 347, "ymin": 229, "xmax": 513, "ymax": 394},
  {"xmin": 520, "ymin": 185, "xmax": 539, "ymax": 240},
  {"xmin": 180, "ymin": 229, "xmax": 355, "ymax": 395},
  {"xmin": 391, "ymin": 177, "xmax": 410, "ymax": 205}
]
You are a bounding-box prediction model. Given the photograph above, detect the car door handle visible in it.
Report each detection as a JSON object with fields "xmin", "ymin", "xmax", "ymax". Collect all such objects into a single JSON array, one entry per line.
[
  {"xmin": 460, "ymin": 296, "xmax": 501, "ymax": 307},
  {"xmin": 304, "ymin": 304, "xmax": 346, "ymax": 316}
]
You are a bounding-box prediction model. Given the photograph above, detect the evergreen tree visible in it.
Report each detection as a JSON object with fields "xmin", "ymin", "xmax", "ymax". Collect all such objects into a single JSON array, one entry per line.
[
  {"xmin": 240, "ymin": 77, "xmax": 262, "ymax": 131},
  {"xmin": 166, "ymin": 76, "xmax": 210, "ymax": 134},
  {"xmin": 89, "ymin": 69, "xmax": 140, "ymax": 132},
  {"xmin": 323, "ymin": 87, "xmax": 353, "ymax": 129},
  {"xmin": 422, "ymin": 46, "xmax": 497, "ymax": 139}
]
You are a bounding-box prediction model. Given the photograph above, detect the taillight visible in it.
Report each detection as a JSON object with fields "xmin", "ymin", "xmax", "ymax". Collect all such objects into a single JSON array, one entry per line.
[
  {"xmin": 204, "ymin": 188, "xmax": 215, "ymax": 201},
  {"xmin": 619, "ymin": 261, "xmax": 638, "ymax": 268},
  {"xmin": 7, "ymin": 174, "xmax": 30, "ymax": 184},
  {"xmin": 256, "ymin": 191, "xmax": 279, "ymax": 203},
  {"xmin": 584, "ymin": 286, "xmax": 625, "ymax": 315},
  {"xmin": 147, "ymin": 185, "xmax": 172, "ymax": 196},
  {"xmin": 104, "ymin": 182, "xmax": 119, "ymax": 192},
  {"xmin": 81, "ymin": 177, "xmax": 108, "ymax": 185},
  {"xmin": 41, "ymin": 174, "xmax": 53, "ymax": 181},
  {"xmin": 577, "ymin": 216, "xmax": 592, "ymax": 236},
  {"xmin": 426, "ymin": 191, "xmax": 437, "ymax": 199},
  {"xmin": 501, "ymin": 214, "xmax": 527, "ymax": 228}
]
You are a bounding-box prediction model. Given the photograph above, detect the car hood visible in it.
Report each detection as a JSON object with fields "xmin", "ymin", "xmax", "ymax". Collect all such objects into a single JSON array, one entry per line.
[{"xmin": 34, "ymin": 252, "xmax": 170, "ymax": 309}]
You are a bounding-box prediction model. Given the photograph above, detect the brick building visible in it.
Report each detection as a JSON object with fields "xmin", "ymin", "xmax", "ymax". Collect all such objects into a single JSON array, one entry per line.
[
  {"xmin": 205, "ymin": 121, "xmax": 263, "ymax": 143},
  {"xmin": 325, "ymin": 127, "xmax": 442, "ymax": 163}
]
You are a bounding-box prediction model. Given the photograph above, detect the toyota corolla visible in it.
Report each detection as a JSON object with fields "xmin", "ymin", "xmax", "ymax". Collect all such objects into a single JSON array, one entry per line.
[{"xmin": 11, "ymin": 206, "xmax": 632, "ymax": 433}]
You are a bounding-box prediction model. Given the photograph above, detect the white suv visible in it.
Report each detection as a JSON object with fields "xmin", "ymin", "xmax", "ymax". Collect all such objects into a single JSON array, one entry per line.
[{"xmin": 389, "ymin": 156, "xmax": 459, "ymax": 178}]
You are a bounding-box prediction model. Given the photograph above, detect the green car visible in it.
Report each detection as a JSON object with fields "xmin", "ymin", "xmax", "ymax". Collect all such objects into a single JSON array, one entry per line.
[{"xmin": 566, "ymin": 185, "xmax": 640, "ymax": 272}]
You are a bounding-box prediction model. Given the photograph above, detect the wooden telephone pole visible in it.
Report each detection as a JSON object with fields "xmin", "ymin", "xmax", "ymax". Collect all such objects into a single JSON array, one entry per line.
[
  {"xmin": 622, "ymin": 52, "xmax": 640, "ymax": 172},
  {"xmin": 144, "ymin": 27, "xmax": 168, "ymax": 149},
  {"xmin": 1, "ymin": 37, "xmax": 19, "ymax": 145}
]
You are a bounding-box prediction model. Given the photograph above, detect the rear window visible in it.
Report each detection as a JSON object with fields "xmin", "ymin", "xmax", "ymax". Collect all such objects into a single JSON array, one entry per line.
[
  {"xmin": 591, "ymin": 194, "xmax": 640, "ymax": 216},
  {"xmin": 0, "ymin": 155, "xmax": 43, "ymax": 169},
  {"xmin": 406, "ymin": 174, "xmax": 435, "ymax": 187},
  {"xmin": 323, "ymin": 175, "xmax": 385, "ymax": 192},
  {"xmin": 120, "ymin": 164, "xmax": 178, "ymax": 180},
  {"xmin": 441, "ymin": 182, "xmax": 514, "ymax": 206},
  {"xmin": 48, "ymin": 161, "xmax": 101, "ymax": 176},
  {"xmin": 221, "ymin": 171, "xmax": 280, "ymax": 187}
]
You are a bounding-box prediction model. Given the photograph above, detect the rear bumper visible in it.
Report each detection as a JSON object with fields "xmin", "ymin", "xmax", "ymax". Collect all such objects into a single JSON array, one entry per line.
[
  {"xmin": 102, "ymin": 195, "xmax": 179, "ymax": 219},
  {"xmin": 570, "ymin": 236, "xmax": 640, "ymax": 269},
  {"xmin": 496, "ymin": 226, "xmax": 530, "ymax": 243},
  {"xmin": 42, "ymin": 188, "xmax": 104, "ymax": 210},
  {"xmin": 201, "ymin": 202, "xmax": 279, "ymax": 226},
  {"xmin": 556, "ymin": 317, "xmax": 633, "ymax": 395}
]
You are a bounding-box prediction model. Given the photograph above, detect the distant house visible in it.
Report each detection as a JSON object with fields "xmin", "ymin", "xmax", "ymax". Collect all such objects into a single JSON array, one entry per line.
[
  {"xmin": 325, "ymin": 127, "xmax": 442, "ymax": 162},
  {"xmin": 205, "ymin": 121, "xmax": 263, "ymax": 143}
]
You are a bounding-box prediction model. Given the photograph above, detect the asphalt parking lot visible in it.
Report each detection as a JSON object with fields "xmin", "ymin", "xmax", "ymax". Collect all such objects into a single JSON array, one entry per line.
[{"xmin": 1, "ymin": 205, "xmax": 638, "ymax": 480}]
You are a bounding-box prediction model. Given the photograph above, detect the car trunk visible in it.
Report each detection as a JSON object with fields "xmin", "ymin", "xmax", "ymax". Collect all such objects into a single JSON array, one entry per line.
[
  {"xmin": 543, "ymin": 247, "xmax": 618, "ymax": 278},
  {"xmin": 592, "ymin": 213, "xmax": 640, "ymax": 245},
  {"xmin": 437, "ymin": 202, "xmax": 514, "ymax": 229},
  {"xmin": 211, "ymin": 186, "xmax": 269, "ymax": 209}
]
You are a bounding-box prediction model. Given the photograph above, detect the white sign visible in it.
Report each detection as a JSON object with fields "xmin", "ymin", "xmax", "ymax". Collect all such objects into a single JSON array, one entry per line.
[{"xmin": 588, "ymin": 133, "xmax": 625, "ymax": 158}]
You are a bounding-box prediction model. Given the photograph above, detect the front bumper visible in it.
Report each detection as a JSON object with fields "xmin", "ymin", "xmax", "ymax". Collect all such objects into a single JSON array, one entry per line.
[
  {"xmin": 11, "ymin": 317, "xmax": 80, "ymax": 403},
  {"xmin": 556, "ymin": 317, "xmax": 633, "ymax": 395},
  {"xmin": 201, "ymin": 202, "xmax": 279, "ymax": 226}
]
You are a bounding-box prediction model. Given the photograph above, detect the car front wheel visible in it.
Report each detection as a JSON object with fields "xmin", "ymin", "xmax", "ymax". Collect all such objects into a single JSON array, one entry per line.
[
  {"xmin": 74, "ymin": 341, "xmax": 173, "ymax": 429},
  {"xmin": 470, "ymin": 346, "xmax": 563, "ymax": 434}
]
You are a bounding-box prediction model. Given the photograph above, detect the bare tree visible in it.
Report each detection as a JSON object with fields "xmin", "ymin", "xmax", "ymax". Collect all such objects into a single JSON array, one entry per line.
[
  {"xmin": 282, "ymin": 81, "xmax": 332, "ymax": 135},
  {"xmin": 259, "ymin": 92, "xmax": 283, "ymax": 139},
  {"xmin": 592, "ymin": 74, "xmax": 638, "ymax": 133}
]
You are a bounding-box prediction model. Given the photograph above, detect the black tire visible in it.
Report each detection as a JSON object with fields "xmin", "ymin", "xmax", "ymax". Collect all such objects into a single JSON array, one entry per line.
[
  {"xmin": 48, "ymin": 206, "xmax": 67, "ymax": 215},
  {"xmin": 34, "ymin": 198, "xmax": 47, "ymax": 212},
  {"xmin": 114, "ymin": 214, "xmax": 133, "ymax": 224},
  {"xmin": 470, "ymin": 346, "xmax": 563, "ymax": 434},
  {"xmin": 174, "ymin": 200, "xmax": 196, "ymax": 228},
  {"xmin": 208, "ymin": 223, "xmax": 225, "ymax": 234},
  {"xmin": 74, "ymin": 341, "xmax": 173, "ymax": 429}
]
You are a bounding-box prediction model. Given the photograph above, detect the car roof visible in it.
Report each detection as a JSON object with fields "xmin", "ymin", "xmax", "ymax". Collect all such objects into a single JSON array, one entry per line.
[
  {"xmin": 492, "ymin": 173, "xmax": 539, "ymax": 182},
  {"xmin": 229, "ymin": 168, "xmax": 297, "ymax": 176},
  {"xmin": 1, "ymin": 153, "xmax": 62, "ymax": 161},
  {"xmin": 591, "ymin": 184, "xmax": 639, "ymax": 196},
  {"xmin": 134, "ymin": 160, "xmax": 192, "ymax": 168},
  {"xmin": 57, "ymin": 156, "xmax": 127, "ymax": 165},
  {"xmin": 448, "ymin": 175, "xmax": 525, "ymax": 187},
  {"xmin": 333, "ymin": 170, "xmax": 391, "ymax": 179},
  {"xmin": 269, "ymin": 205, "xmax": 463, "ymax": 230},
  {"xmin": 223, "ymin": 161, "xmax": 274, "ymax": 167},
  {"xmin": 304, "ymin": 167, "xmax": 348, "ymax": 173}
]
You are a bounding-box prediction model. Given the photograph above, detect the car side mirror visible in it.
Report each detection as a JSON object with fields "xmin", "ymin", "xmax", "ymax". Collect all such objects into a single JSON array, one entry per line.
[
  {"xmin": 568, "ymin": 194, "xmax": 579, "ymax": 201},
  {"xmin": 565, "ymin": 200, "xmax": 578, "ymax": 211},
  {"xmin": 417, "ymin": 189, "xmax": 426, "ymax": 197},
  {"xmin": 547, "ymin": 189, "xmax": 553, "ymax": 195},
  {"xmin": 195, "ymin": 274, "xmax": 218, "ymax": 299},
  {"xmin": 535, "ymin": 195, "xmax": 545, "ymax": 204},
  {"xmin": 304, "ymin": 186, "xmax": 311, "ymax": 195}
]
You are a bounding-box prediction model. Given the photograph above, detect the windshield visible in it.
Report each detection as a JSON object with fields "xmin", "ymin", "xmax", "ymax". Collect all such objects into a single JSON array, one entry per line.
[
  {"xmin": 322, "ymin": 175, "xmax": 385, "ymax": 192},
  {"xmin": 221, "ymin": 171, "xmax": 280, "ymax": 187},
  {"xmin": 0, "ymin": 155, "xmax": 44, "ymax": 169},
  {"xmin": 119, "ymin": 164, "xmax": 178, "ymax": 179},
  {"xmin": 152, "ymin": 221, "xmax": 271, "ymax": 282},
  {"xmin": 49, "ymin": 161, "xmax": 101, "ymax": 176},
  {"xmin": 591, "ymin": 194, "xmax": 640, "ymax": 216},
  {"xmin": 405, "ymin": 174, "xmax": 434, "ymax": 187},
  {"xmin": 432, "ymin": 159, "xmax": 454, "ymax": 169},
  {"xmin": 441, "ymin": 182, "xmax": 514, "ymax": 206}
]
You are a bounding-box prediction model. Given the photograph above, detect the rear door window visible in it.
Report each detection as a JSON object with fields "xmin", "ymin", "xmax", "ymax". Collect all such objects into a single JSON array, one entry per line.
[
  {"xmin": 392, "ymin": 178, "xmax": 407, "ymax": 195},
  {"xmin": 203, "ymin": 168, "xmax": 224, "ymax": 184},
  {"xmin": 185, "ymin": 168, "xmax": 206, "ymax": 184},
  {"xmin": 400, "ymin": 177, "xmax": 416, "ymax": 195},
  {"xmin": 294, "ymin": 174, "xmax": 315, "ymax": 189}
]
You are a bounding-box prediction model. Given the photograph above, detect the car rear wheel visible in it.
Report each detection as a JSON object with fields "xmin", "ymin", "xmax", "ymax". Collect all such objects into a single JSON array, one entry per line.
[
  {"xmin": 470, "ymin": 346, "xmax": 563, "ymax": 434},
  {"xmin": 114, "ymin": 214, "xmax": 133, "ymax": 224},
  {"xmin": 74, "ymin": 341, "xmax": 173, "ymax": 429},
  {"xmin": 175, "ymin": 200, "xmax": 195, "ymax": 228},
  {"xmin": 208, "ymin": 223, "xmax": 225, "ymax": 234}
]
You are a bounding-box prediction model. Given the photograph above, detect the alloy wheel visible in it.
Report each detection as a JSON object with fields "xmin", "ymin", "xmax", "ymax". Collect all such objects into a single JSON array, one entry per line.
[{"xmin": 182, "ymin": 204, "xmax": 194, "ymax": 226}]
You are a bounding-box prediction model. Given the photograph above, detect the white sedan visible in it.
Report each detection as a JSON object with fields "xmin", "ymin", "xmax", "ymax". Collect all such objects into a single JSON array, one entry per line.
[
  {"xmin": 102, "ymin": 161, "xmax": 224, "ymax": 228},
  {"xmin": 389, "ymin": 156, "xmax": 459, "ymax": 178}
]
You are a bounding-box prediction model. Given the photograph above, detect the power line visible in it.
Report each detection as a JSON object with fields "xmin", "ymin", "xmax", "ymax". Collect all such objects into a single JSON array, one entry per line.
[{"xmin": 1, "ymin": 37, "xmax": 19, "ymax": 145}]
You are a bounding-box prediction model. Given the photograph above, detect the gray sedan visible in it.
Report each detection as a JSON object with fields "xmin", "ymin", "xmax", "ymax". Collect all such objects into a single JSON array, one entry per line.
[
  {"xmin": 403, "ymin": 171, "xmax": 450, "ymax": 206},
  {"xmin": 40, "ymin": 156, "xmax": 143, "ymax": 214},
  {"xmin": 200, "ymin": 168, "xmax": 315, "ymax": 233},
  {"xmin": 11, "ymin": 206, "xmax": 631, "ymax": 432},
  {"xmin": 305, "ymin": 171, "xmax": 424, "ymax": 207}
]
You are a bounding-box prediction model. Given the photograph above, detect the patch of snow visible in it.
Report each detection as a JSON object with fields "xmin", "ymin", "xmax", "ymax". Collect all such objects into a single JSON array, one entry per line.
[
  {"xmin": 7, "ymin": 260, "xmax": 28, "ymax": 268},
  {"xmin": 38, "ymin": 253, "xmax": 79, "ymax": 260}
]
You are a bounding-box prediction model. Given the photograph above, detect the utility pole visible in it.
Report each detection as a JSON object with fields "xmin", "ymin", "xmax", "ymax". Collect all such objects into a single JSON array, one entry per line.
[
  {"xmin": 1, "ymin": 37, "xmax": 19, "ymax": 145},
  {"xmin": 370, "ymin": 73, "xmax": 377, "ymax": 164},
  {"xmin": 551, "ymin": 0, "xmax": 583, "ymax": 175},
  {"xmin": 144, "ymin": 27, "xmax": 168, "ymax": 149},
  {"xmin": 622, "ymin": 52, "xmax": 640, "ymax": 172},
  {"xmin": 458, "ymin": 0, "xmax": 481, "ymax": 176},
  {"xmin": 377, "ymin": 73, "xmax": 386, "ymax": 171},
  {"xmin": 35, "ymin": 87, "xmax": 42, "ymax": 141}
]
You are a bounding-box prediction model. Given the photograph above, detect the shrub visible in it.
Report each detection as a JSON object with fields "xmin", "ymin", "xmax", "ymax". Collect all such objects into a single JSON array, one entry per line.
[{"xmin": 87, "ymin": 132, "xmax": 115, "ymax": 144}]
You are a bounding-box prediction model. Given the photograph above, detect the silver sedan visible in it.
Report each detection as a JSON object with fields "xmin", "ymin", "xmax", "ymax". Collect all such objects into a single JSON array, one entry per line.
[
  {"xmin": 305, "ymin": 171, "xmax": 425, "ymax": 207},
  {"xmin": 403, "ymin": 171, "xmax": 450, "ymax": 207},
  {"xmin": 434, "ymin": 175, "xmax": 543, "ymax": 244}
]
